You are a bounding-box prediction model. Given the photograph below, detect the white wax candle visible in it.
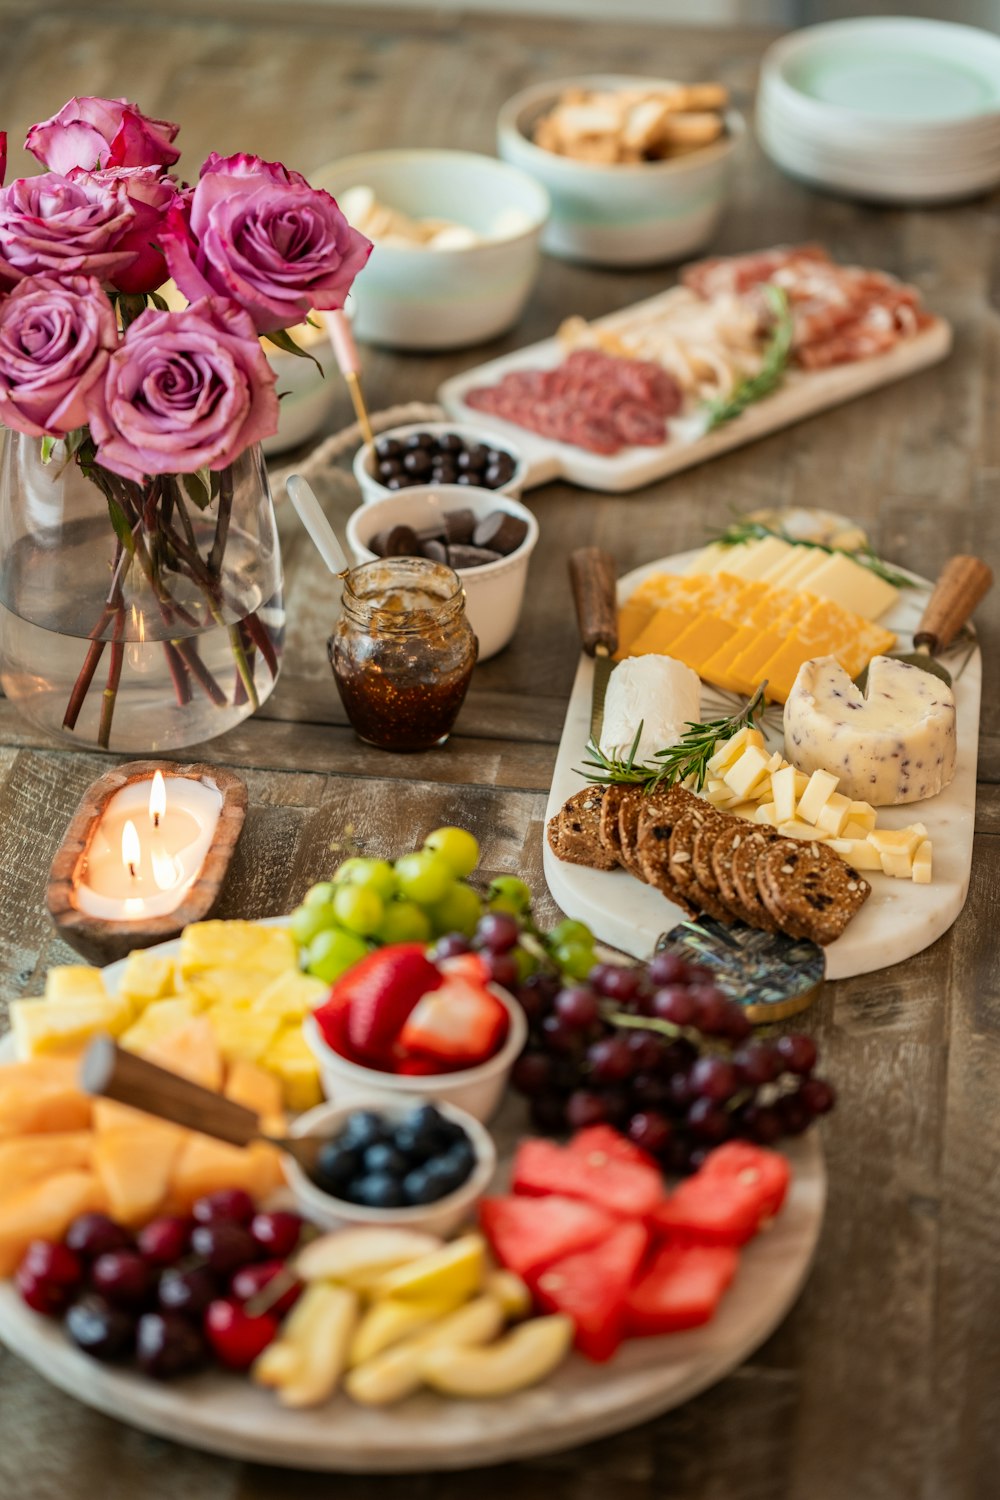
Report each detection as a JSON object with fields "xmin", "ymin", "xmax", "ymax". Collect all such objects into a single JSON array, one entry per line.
[{"xmin": 74, "ymin": 774, "xmax": 224, "ymax": 922}]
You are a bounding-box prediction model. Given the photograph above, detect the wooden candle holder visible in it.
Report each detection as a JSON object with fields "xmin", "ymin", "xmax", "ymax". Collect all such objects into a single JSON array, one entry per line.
[{"xmin": 47, "ymin": 760, "xmax": 248, "ymax": 965}]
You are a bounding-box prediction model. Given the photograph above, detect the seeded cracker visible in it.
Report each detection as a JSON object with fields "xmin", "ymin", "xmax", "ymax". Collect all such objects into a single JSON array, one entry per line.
[
  {"xmin": 756, "ymin": 840, "xmax": 871, "ymax": 946},
  {"xmin": 598, "ymin": 783, "xmax": 629, "ymax": 861},
  {"xmin": 634, "ymin": 786, "xmax": 702, "ymax": 916},
  {"xmin": 547, "ymin": 786, "xmax": 618, "ymax": 871},
  {"xmin": 617, "ymin": 786, "xmax": 651, "ymax": 881},
  {"xmin": 667, "ymin": 805, "xmax": 735, "ymax": 924},
  {"xmin": 714, "ymin": 824, "xmax": 781, "ymax": 933}
]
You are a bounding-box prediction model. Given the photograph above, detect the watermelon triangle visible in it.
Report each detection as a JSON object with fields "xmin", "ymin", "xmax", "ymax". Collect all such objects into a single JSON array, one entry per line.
[
  {"xmin": 479, "ymin": 1193, "xmax": 615, "ymax": 1281},
  {"xmin": 532, "ymin": 1220, "xmax": 650, "ymax": 1362}
]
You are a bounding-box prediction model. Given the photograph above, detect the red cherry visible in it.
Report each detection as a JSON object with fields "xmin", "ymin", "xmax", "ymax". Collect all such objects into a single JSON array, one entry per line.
[
  {"xmin": 91, "ymin": 1250, "xmax": 153, "ymax": 1309},
  {"xmin": 15, "ymin": 1240, "xmax": 83, "ymax": 1315},
  {"xmin": 249, "ymin": 1211, "xmax": 303, "ymax": 1260},
  {"xmin": 65, "ymin": 1212, "xmax": 132, "ymax": 1260},
  {"xmin": 230, "ymin": 1259, "xmax": 302, "ymax": 1317},
  {"xmin": 192, "ymin": 1189, "xmax": 255, "ymax": 1226},
  {"xmin": 137, "ymin": 1216, "xmax": 192, "ymax": 1267},
  {"xmin": 204, "ymin": 1297, "xmax": 278, "ymax": 1371}
]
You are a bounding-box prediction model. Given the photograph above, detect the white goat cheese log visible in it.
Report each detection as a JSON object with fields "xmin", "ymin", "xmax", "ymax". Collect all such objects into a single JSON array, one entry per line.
[
  {"xmin": 599, "ymin": 654, "xmax": 701, "ymax": 766},
  {"xmin": 784, "ymin": 655, "xmax": 957, "ymax": 807}
]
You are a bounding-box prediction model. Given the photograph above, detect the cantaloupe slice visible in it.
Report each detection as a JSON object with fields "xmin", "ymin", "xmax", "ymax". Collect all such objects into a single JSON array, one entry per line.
[
  {"xmin": 169, "ymin": 1133, "xmax": 283, "ymax": 1210},
  {"xmin": 224, "ymin": 1059, "xmax": 284, "ymax": 1123},
  {"xmin": 0, "ymin": 1132, "xmax": 93, "ymax": 1196},
  {"xmin": 0, "ymin": 1171, "xmax": 107, "ymax": 1276},
  {"xmin": 92, "ymin": 1126, "xmax": 182, "ymax": 1227},
  {"xmin": 139, "ymin": 1017, "xmax": 223, "ymax": 1092},
  {"xmin": 0, "ymin": 1060, "xmax": 92, "ymax": 1137}
]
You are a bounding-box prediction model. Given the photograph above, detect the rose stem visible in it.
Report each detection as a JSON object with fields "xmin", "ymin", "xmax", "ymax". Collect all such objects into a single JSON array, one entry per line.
[
  {"xmin": 162, "ymin": 641, "xmax": 192, "ymax": 707},
  {"xmin": 62, "ymin": 544, "xmax": 123, "ymax": 731},
  {"xmin": 207, "ymin": 468, "xmax": 233, "ymax": 577},
  {"xmin": 175, "ymin": 639, "xmax": 227, "ymax": 706},
  {"xmin": 228, "ymin": 624, "xmax": 259, "ymax": 711},
  {"xmin": 233, "ymin": 628, "xmax": 256, "ymax": 708},
  {"xmin": 240, "ymin": 610, "xmax": 279, "ymax": 680},
  {"xmin": 97, "ymin": 605, "xmax": 126, "ymax": 750}
]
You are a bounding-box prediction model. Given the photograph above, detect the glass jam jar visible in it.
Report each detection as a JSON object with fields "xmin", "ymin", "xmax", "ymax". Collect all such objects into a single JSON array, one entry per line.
[{"xmin": 328, "ymin": 557, "xmax": 478, "ymax": 751}]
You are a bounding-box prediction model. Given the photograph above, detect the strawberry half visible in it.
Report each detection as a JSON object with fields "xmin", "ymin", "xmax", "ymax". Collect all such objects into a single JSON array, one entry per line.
[
  {"xmin": 398, "ymin": 974, "xmax": 509, "ymax": 1069},
  {"xmin": 314, "ymin": 944, "xmax": 441, "ymax": 1069}
]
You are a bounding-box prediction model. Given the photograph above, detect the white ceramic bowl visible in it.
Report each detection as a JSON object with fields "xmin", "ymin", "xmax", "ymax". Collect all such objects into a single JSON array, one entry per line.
[
  {"xmin": 497, "ymin": 75, "xmax": 744, "ymax": 267},
  {"xmin": 310, "ymin": 150, "xmax": 549, "ymax": 350},
  {"xmin": 285, "ymin": 1095, "xmax": 497, "ymax": 1235},
  {"xmin": 345, "ymin": 485, "xmax": 539, "ymax": 662},
  {"xmin": 353, "ymin": 421, "xmax": 528, "ymax": 503},
  {"xmin": 304, "ymin": 983, "xmax": 528, "ymax": 1123}
]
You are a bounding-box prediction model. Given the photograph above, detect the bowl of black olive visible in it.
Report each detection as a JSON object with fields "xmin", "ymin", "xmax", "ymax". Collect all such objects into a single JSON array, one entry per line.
[{"xmin": 354, "ymin": 422, "xmax": 526, "ymax": 502}]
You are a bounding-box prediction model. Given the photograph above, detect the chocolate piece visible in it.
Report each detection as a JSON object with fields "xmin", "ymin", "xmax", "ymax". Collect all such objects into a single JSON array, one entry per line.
[
  {"xmin": 457, "ymin": 444, "xmax": 489, "ymax": 472},
  {"xmin": 442, "ymin": 508, "xmax": 477, "ymax": 544},
  {"xmin": 447, "ymin": 544, "xmax": 503, "ymax": 570},
  {"xmin": 383, "ymin": 524, "xmax": 419, "ymax": 557},
  {"xmin": 374, "ymin": 436, "xmax": 402, "ymax": 459},
  {"xmin": 403, "ymin": 449, "xmax": 431, "ymax": 477},
  {"xmin": 421, "ymin": 539, "xmax": 449, "ymax": 564},
  {"xmin": 404, "ymin": 431, "xmax": 434, "ymax": 451},
  {"xmin": 472, "ymin": 510, "xmax": 529, "ymax": 555}
]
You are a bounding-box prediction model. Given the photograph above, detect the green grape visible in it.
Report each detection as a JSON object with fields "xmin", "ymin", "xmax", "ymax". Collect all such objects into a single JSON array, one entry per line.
[
  {"xmin": 377, "ymin": 900, "xmax": 432, "ymax": 945},
  {"xmin": 423, "ymin": 826, "xmax": 480, "ymax": 879},
  {"xmin": 332, "ymin": 884, "xmax": 384, "ymax": 937},
  {"xmin": 290, "ymin": 901, "xmax": 339, "ymax": 947},
  {"xmin": 306, "ymin": 927, "xmax": 369, "ymax": 983},
  {"xmin": 339, "ymin": 857, "xmax": 397, "ymax": 900},
  {"xmin": 488, "ymin": 875, "xmax": 532, "ymax": 914},
  {"xmin": 394, "ymin": 850, "xmax": 453, "ymax": 906},
  {"xmin": 553, "ymin": 941, "xmax": 595, "ymax": 980},
  {"xmin": 303, "ymin": 880, "xmax": 337, "ymax": 908},
  {"xmin": 549, "ymin": 918, "xmax": 595, "ymax": 950},
  {"xmin": 514, "ymin": 945, "xmax": 538, "ymax": 982},
  {"xmin": 429, "ymin": 881, "xmax": 483, "ymax": 938}
]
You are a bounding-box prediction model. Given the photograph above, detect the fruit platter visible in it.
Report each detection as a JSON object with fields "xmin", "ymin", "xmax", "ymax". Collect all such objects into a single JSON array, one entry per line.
[{"xmin": 0, "ymin": 829, "xmax": 830, "ymax": 1470}]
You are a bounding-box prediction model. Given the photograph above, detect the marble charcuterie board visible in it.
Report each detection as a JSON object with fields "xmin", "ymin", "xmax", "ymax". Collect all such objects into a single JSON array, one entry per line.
[
  {"xmin": 438, "ymin": 293, "xmax": 952, "ymax": 495},
  {"xmin": 542, "ymin": 552, "xmax": 981, "ymax": 982}
]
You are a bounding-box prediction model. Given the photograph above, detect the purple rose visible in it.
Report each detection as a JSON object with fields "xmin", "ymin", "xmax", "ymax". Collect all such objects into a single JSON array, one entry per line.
[
  {"xmin": 0, "ymin": 172, "xmax": 137, "ymax": 290},
  {"xmin": 72, "ymin": 166, "xmax": 177, "ymax": 294},
  {"xmin": 87, "ymin": 297, "xmax": 279, "ymax": 482},
  {"xmin": 0, "ymin": 274, "xmax": 118, "ymax": 437},
  {"xmin": 160, "ymin": 152, "xmax": 371, "ymax": 334},
  {"xmin": 25, "ymin": 97, "xmax": 180, "ymax": 175}
]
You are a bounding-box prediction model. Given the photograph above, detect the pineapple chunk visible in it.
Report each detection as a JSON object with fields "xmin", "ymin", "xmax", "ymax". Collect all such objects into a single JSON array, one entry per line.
[
  {"xmin": 120, "ymin": 996, "xmax": 200, "ymax": 1053},
  {"xmin": 187, "ymin": 968, "xmax": 273, "ymax": 1009},
  {"xmin": 251, "ymin": 969, "xmax": 329, "ymax": 1022},
  {"xmin": 209, "ymin": 1007, "xmax": 281, "ymax": 1066},
  {"xmin": 262, "ymin": 1024, "xmax": 323, "ymax": 1112},
  {"xmin": 43, "ymin": 966, "xmax": 109, "ymax": 1005},
  {"xmin": 178, "ymin": 921, "xmax": 296, "ymax": 980},
  {"xmin": 11, "ymin": 992, "xmax": 132, "ymax": 1060},
  {"xmin": 118, "ymin": 950, "xmax": 176, "ymax": 1012}
]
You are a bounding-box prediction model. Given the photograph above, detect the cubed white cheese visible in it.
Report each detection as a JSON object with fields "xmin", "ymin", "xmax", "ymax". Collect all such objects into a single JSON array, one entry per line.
[
  {"xmin": 880, "ymin": 848, "xmax": 915, "ymax": 878},
  {"xmin": 796, "ymin": 768, "xmax": 840, "ymax": 825},
  {"xmin": 848, "ymin": 801, "xmax": 877, "ymax": 832},
  {"xmin": 771, "ymin": 764, "xmax": 798, "ymax": 824},
  {"xmin": 778, "ymin": 820, "xmax": 831, "ymax": 841},
  {"xmin": 707, "ymin": 726, "xmax": 765, "ymax": 775},
  {"xmin": 815, "ymin": 792, "xmax": 852, "ymax": 837},
  {"xmin": 869, "ymin": 826, "xmax": 922, "ymax": 858},
  {"xmin": 912, "ymin": 841, "xmax": 933, "ymax": 884},
  {"xmin": 722, "ymin": 744, "xmax": 773, "ymax": 799},
  {"xmin": 830, "ymin": 837, "xmax": 883, "ymax": 871},
  {"xmin": 753, "ymin": 802, "xmax": 778, "ymax": 826}
]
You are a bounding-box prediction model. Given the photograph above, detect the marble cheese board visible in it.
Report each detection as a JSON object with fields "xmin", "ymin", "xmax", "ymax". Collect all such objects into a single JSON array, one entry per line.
[
  {"xmin": 438, "ymin": 294, "xmax": 952, "ymax": 494},
  {"xmin": 543, "ymin": 550, "xmax": 981, "ymax": 981},
  {"xmin": 0, "ymin": 929, "xmax": 826, "ymax": 1471}
]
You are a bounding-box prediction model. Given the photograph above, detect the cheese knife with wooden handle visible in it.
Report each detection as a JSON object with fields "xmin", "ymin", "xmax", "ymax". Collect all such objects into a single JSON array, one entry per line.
[
  {"xmin": 856, "ymin": 553, "xmax": 992, "ymax": 690},
  {"xmin": 568, "ymin": 546, "xmax": 618, "ymax": 744}
]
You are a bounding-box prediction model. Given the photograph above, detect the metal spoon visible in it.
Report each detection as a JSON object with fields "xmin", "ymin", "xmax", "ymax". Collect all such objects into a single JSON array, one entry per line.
[{"xmin": 855, "ymin": 553, "xmax": 992, "ymax": 691}]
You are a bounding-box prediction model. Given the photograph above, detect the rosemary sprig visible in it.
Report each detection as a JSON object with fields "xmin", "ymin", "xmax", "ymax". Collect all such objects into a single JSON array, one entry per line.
[
  {"xmin": 579, "ymin": 683, "xmax": 767, "ymax": 795},
  {"xmin": 710, "ymin": 517, "xmax": 912, "ymax": 589},
  {"xmin": 705, "ymin": 285, "xmax": 794, "ymax": 429}
]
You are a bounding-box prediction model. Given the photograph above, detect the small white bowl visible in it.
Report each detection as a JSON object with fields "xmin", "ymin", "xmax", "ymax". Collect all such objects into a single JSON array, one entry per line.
[
  {"xmin": 497, "ymin": 75, "xmax": 744, "ymax": 267},
  {"xmin": 345, "ymin": 485, "xmax": 539, "ymax": 661},
  {"xmin": 353, "ymin": 421, "xmax": 528, "ymax": 503},
  {"xmin": 310, "ymin": 149, "xmax": 549, "ymax": 350},
  {"xmin": 304, "ymin": 983, "xmax": 527, "ymax": 1123},
  {"xmin": 285, "ymin": 1095, "xmax": 497, "ymax": 1236}
]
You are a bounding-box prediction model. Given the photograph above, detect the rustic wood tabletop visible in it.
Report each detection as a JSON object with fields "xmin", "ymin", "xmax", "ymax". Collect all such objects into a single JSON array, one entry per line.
[{"xmin": 0, "ymin": 5, "xmax": 998, "ymax": 1500}]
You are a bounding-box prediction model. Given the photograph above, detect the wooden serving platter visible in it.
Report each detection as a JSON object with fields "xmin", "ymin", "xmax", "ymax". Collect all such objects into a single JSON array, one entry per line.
[
  {"xmin": 543, "ymin": 551, "xmax": 981, "ymax": 981},
  {"xmin": 438, "ymin": 293, "xmax": 952, "ymax": 494},
  {"xmin": 0, "ymin": 929, "xmax": 826, "ymax": 1472}
]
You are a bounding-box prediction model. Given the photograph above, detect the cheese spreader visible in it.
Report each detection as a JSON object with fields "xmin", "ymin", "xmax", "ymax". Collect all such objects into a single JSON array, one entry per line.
[
  {"xmin": 855, "ymin": 552, "xmax": 992, "ymax": 691},
  {"xmin": 566, "ymin": 546, "xmax": 823, "ymax": 1018}
]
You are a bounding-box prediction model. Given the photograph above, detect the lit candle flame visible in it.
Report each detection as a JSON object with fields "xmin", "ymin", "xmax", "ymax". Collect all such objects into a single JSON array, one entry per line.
[
  {"xmin": 149, "ymin": 770, "xmax": 166, "ymax": 829},
  {"xmin": 122, "ymin": 819, "xmax": 141, "ymax": 881},
  {"xmin": 151, "ymin": 846, "xmax": 180, "ymax": 892}
]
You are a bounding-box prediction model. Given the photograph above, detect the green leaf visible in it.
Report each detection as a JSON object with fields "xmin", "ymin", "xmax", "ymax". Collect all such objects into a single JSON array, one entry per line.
[
  {"xmin": 180, "ymin": 467, "xmax": 212, "ymax": 510},
  {"xmin": 147, "ymin": 290, "xmax": 170, "ymax": 312},
  {"xmin": 264, "ymin": 328, "xmax": 324, "ymax": 375},
  {"xmin": 106, "ymin": 496, "xmax": 136, "ymax": 556},
  {"xmin": 40, "ymin": 436, "xmax": 56, "ymax": 464},
  {"xmin": 704, "ymin": 285, "xmax": 794, "ymax": 430}
]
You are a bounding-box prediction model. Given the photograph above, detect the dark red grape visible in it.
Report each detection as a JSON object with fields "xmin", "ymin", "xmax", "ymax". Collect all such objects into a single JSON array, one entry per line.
[
  {"xmin": 721, "ymin": 1004, "xmax": 753, "ymax": 1043},
  {"xmin": 516, "ymin": 976, "xmax": 556, "ymax": 1024},
  {"xmin": 92, "ymin": 1250, "xmax": 153, "ymax": 1310},
  {"xmin": 192, "ymin": 1188, "xmax": 255, "ymax": 1227},
  {"xmin": 530, "ymin": 1094, "xmax": 567, "ymax": 1132},
  {"xmin": 66, "ymin": 1294, "xmax": 136, "ymax": 1361},
  {"xmin": 776, "ymin": 1091, "xmax": 811, "ymax": 1135},
  {"xmin": 541, "ymin": 1014, "xmax": 578, "ymax": 1053},
  {"xmin": 158, "ymin": 1265, "xmax": 218, "ymax": 1318},
  {"xmin": 687, "ymin": 1146, "xmax": 710, "ymax": 1172},
  {"xmin": 137, "ymin": 1216, "xmax": 192, "ymax": 1267},
  {"xmin": 628, "ymin": 1110, "xmax": 673, "ymax": 1155},
  {"xmin": 625, "ymin": 1030, "xmax": 665, "ymax": 1073},
  {"xmin": 631, "ymin": 1072, "xmax": 672, "ymax": 1109},
  {"xmin": 648, "ymin": 951, "xmax": 689, "ymax": 986},
  {"xmin": 190, "ymin": 1221, "xmax": 257, "ymax": 1274},
  {"xmin": 776, "ymin": 1033, "xmax": 818, "ymax": 1076},
  {"xmin": 432, "ymin": 933, "xmax": 471, "ymax": 960},
  {"xmin": 475, "ymin": 912, "xmax": 520, "ymax": 954},
  {"xmin": 667, "ymin": 1071, "xmax": 695, "ymax": 1109},
  {"xmin": 599, "ymin": 1090, "xmax": 632, "ymax": 1128},
  {"xmin": 690, "ymin": 1056, "xmax": 740, "ymax": 1103},
  {"xmin": 65, "ymin": 1212, "xmax": 132, "ymax": 1260},
  {"xmin": 587, "ymin": 1036, "xmax": 634, "ymax": 1084},
  {"xmin": 798, "ymin": 1077, "xmax": 836, "ymax": 1116},
  {"xmin": 740, "ymin": 1102, "xmax": 783, "ymax": 1145},
  {"xmin": 691, "ymin": 987, "xmax": 730, "ymax": 1035},
  {"xmin": 587, "ymin": 963, "xmax": 620, "ymax": 998},
  {"xmin": 555, "ymin": 986, "xmax": 599, "ymax": 1029},
  {"xmin": 664, "ymin": 1036, "xmax": 698, "ymax": 1072},
  {"xmin": 652, "ymin": 986, "xmax": 697, "ymax": 1027},
  {"xmin": 511, "ymin": 1052, "xmax": 554, "ymax": 1096},
  {"xmin": 733, "ymin": 1041, "xmax": 781, "ymax": 1086},
  {"xmin": 136, "ymin": 1310, "xmax": 208, "ymax": 1379},
  {"xmin": 687, "ymin": 1098, "xmax": 731, "ymax": 1143},
  {"xmin": 249, "ymin": 1211, "xmax": 303, "ymax": 1259},
  {"xmin": 598, "ymin": 966, "xmax": 640, "ymax": 1003},
  {"xmin": 484, "ymin": 951, "xmax": 519, "ymax": 988},
  {"xmin": 566, "ymin": 1090, "xmax": 609, "ymax": 1129}
]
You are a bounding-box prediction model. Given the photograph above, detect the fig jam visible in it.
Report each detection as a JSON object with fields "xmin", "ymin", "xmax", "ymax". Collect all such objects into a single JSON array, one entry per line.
[{"xmin": 328, "ymin": 558, "xmax": 477, "ymax": 752}]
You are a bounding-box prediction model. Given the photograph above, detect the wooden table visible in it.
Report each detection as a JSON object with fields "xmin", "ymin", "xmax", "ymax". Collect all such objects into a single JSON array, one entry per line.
[{"xmin": 1, "ymin": 7, "xmax": 998, "ymax": 1499}]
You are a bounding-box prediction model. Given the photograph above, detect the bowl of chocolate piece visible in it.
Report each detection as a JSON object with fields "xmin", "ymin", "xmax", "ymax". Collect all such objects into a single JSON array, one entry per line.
[
  {"xmin": 346, "ymin": 483, "xmax": 539, "ymax": 661},
  {"xmin": 354, "ymin": 422, "xmax": 526, "ymax": 503}
]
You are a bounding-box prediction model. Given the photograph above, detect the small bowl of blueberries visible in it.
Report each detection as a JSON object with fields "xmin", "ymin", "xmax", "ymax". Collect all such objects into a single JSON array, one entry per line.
[
  {"xmin": 285, "ymin": 1098, "xmax": 497, "ymax": 1236},
  {"xmin": 353, "ymin": 421, "xmax": 527, "ymax": 502}
]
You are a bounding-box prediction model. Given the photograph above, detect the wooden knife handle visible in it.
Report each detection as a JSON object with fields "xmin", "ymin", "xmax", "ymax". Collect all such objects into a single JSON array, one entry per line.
[
  {"xmin": 569, "ymin": 547, "xmax": 618, "ymax": 657},
  {"xmin": 80, "ymin": 1035, "xmax": 261, "ymax": 1149},
  {"xmin": 913, "ymin": 554, "xmax": 993, "ymax": 654}
]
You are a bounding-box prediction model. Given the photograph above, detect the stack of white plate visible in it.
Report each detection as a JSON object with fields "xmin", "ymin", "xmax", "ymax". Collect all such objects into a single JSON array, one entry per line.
[{"xmin": 757, "ymin": 17, "xmax": 1000, "ymax": 205}]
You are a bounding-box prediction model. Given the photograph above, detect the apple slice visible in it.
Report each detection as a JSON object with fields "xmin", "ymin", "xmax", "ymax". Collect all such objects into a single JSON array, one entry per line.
[
  {"xmin": 420, "ymin": 1314, "xmax": 573, "ymax": 1398},
  {"xmin": 349, "ymin": 1296, "xmax": 460, "ymax": 1368},
  {"xmin": 295, "ymin": 1227, "xmax": 442, "ymax": 1285},
  {"xmin": 345, "ymin": 1294, "xmax": 504, "ymax": 1407},
  {"xmin": 253, "ymin": 1282, "xmax": 358, "ymax": 1408}
]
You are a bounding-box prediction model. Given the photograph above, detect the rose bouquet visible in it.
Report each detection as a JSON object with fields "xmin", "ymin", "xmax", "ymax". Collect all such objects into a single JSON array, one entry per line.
[{"xmin": 0, "ymin": 98, "xmax": 371, "ymax": 747}]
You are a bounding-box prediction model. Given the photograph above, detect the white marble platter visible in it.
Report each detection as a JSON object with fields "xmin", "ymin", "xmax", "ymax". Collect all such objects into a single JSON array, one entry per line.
[
  {"xmin": 0, "ymin": 931, "xmax": 826, "ymax": 1471},
  {"xmin": 543, "ymin": 550, "xmax": 981, "ymax": 981},
  {"xmin": 438, "ymin": 294, "xmax": 952, "ymax": 494}
]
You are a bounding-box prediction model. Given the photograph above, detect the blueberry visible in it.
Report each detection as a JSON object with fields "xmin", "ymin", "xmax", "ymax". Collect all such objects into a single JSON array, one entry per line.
[
  {"xmin": 313, "ymin": 1141, "xmax": 363, "ymax": 1193},
  {"xmin": 421, "ymin": 1158, "xmax": 467, "ymax": 1199},
  {"xmin": 394, "ymin": 1105, "xmax": 451, "ymax": 1162},
  {"xmin": 437, "ymin": 1116, "xmax": 468, "ymax": 1147},
  {"xmin": 401, "ymin": 1167, "xmax": 439, "ymax": 1205},
  {"xmin": 441, "ymin": 1139, "xmax": 476, "ymax": 1180},
  {"xmin": 355, "ymin": 1173, "xmax": 406, "ymax": 1209},
  {"xmin": 363, "ymin": 1143, "xmax": 408, "ymax": 1178},
  {"xmin": 340, "ymin": 1111, "xmax": 388, "ymax": 1152},
  {"xmin": 406, "ymin": 1104, "xmax": 446, "ymax": 1134}
]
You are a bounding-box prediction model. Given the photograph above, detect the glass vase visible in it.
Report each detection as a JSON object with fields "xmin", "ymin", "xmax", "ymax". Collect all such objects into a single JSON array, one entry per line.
[{"xmin": 0, "ymin": 430, "xmax": 284, "ymax": 753}]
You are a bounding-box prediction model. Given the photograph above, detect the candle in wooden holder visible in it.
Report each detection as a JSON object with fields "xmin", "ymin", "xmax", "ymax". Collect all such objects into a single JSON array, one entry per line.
[{"xmin": 48, "ymin": 761, "xmax": 247, "ymax": 963}]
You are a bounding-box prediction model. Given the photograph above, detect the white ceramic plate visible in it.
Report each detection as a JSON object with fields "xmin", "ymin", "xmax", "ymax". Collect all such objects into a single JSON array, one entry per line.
[
  {"xmin": 543, "ymin": 550, "xmax": 981, "ymax": 982},
  {"xmin": 0, "ymin": 931, "xmax": 826, "ymax": 1470}
]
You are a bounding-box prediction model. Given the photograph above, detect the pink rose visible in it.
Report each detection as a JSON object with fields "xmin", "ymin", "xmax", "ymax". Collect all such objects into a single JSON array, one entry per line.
[
  {"xmin": 88, "ymin": 297, "xmax": 279, "ymax": 482},
  {"xmin": 25, "ymin": 97, "xmax": 180, "ymax": 175},
  {"xmin": 71, "ymin": 165, "xmax": 177, "ymax": 294},
  {"xmin": 0, "ymin": 133, "xmax": 6, "ymax": 186},
  {"xmin": 0, "ymin": 172, "xmax": 137, "ymax": 289},
  {"xmin": 0, "ymin": 274, "xmax": 117, "ymax": 437},
  {"xmin": 160, "ymin": 151, "xmax": 371, "ymax": 334}
]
